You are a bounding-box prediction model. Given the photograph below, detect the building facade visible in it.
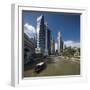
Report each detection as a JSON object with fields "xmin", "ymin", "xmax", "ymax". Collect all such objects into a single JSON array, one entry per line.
[
  {"xmin": 35, "ymin": 15, "xmax": 45, "ymax": 54},
  {"xmin": 50, "ymin": 33, "xmax": 55, "ymax": 55},
  {"xmin": 35, "ymin": 15, "xmax": 52, "ymax": 56},
  {"xmin": 24, "ymin": 33, "xmax": 35, "ymax": 64},
  {"xmin": 57, "ymin": 32, "xmax": 63, "ymax": 55},
  {"xmin": 47, "ymin": 29, "xmax": 51, "ymax": 55}
]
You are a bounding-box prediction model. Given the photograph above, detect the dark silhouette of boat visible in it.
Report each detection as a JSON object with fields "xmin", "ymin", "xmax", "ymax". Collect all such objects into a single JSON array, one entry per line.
[{"xmin": 34, "ymin": 62, "xmax": 47, "ymax": 73}]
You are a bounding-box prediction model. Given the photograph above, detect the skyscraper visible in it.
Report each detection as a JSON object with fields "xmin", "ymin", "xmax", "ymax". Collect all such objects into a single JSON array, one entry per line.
[
  {"xmin": 44, "ymin": 22, "xmax": 48, "ymax": 56},
  {"xmin": 47, "ymin": 29, "xmax": 51, "ymax": 55},
  {"xmin": 35, "ymin": 15, "xmax": 54, "ymax": 56},
  {"xmin": 35, "ymin": 15, "xmax": 49, "ymax": 56},
  {"xmin": 57, "ymin": 32, "xmax": 63, "ymax": 55},
  {"xmin": 35, "ymin": 15, "xmax": 45, "ymax": 54},
  {"xmin": 50, "ymin": 34, "xmax": 55, "ymax": 55}
]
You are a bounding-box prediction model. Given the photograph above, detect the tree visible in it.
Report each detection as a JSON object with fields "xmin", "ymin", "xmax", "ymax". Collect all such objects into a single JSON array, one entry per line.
[{"xmin": 63, "ymin": 46, "xmax": 76, "ymax": 58}]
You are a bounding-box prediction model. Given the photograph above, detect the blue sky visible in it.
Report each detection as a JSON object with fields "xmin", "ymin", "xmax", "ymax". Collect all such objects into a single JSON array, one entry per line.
[{"xmin": 22, "ymin": 10, "xmax": 80, "ymax": 48}]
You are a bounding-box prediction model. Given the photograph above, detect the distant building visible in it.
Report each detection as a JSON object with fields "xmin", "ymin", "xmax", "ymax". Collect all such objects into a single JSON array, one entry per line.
[
  {"xmin": 47, "ymin": 29, "xmax": 51, "ymax": 55},
  {"xmin": 53, "ymin": 39, "xmax": 55, "ymax": 54},
  {"xmin": 57, "ymin": 32, "xmax": 63, "ymax": 55},
  {"xmin": 51, "ymin": 34, "xmax": 55, "ymax": 55}
]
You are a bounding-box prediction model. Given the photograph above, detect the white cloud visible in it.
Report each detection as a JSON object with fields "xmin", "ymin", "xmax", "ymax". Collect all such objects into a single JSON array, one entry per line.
[
  {"xmin": 64, "ymin": 40, "xmax": 80, "ymax": 48},
  {"xmin": 24, "ymin": 23, "xmax": 36, "ymax": 38}
]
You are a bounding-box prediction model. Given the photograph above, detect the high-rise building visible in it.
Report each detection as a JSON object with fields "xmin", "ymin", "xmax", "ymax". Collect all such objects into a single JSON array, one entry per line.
[
  {"xmin": 50, "ymin": 34, "xmax": 55, "ymax": 55},
  {"xmin": 35, "ymin": 15, "xmax": 49, "ymax": 56},
  {"xmin": 47, "ymin": 29, "xmax": 51, "ymax": 55},
  {"xmin": 35, "ymin": 15, "xmax": 55, "ymax": 56},
  {"xmin": 44, "ymin": 23, "xmax": 52, "ymax": 55},
  {"xmin": 53, "ymin": 39, "xmax": 55, "ymax": 54},
  {"xmin": 44, "ymin": 22, "xmax": 48, "ymax": 56},
  {"xmin": 57, "ymin": 32, "xmax": 63, "ymax": 55},
  {"xmin": 35, "ymin": 15, "xmax": 45, "ymax": 54}
]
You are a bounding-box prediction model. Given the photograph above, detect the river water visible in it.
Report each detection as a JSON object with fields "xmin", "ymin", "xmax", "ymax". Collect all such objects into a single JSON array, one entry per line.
[{"xmin": 24, "ymin": 56, "xmax": 80, "ymax": 77}]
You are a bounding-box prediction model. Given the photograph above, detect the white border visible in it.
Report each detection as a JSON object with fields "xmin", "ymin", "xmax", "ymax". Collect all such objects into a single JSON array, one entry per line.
[{"xmin": 11, "ymin": 3, "xmax": 87, "ymax": 87}]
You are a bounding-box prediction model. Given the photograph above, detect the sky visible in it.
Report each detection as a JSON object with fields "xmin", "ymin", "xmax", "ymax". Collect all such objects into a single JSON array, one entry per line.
[{"xmin": 22, "ymin": 10, "xmax": 80, "ymax": 48}]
